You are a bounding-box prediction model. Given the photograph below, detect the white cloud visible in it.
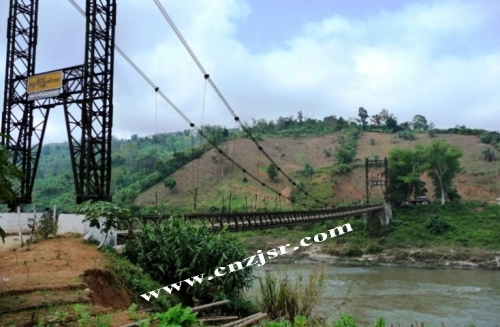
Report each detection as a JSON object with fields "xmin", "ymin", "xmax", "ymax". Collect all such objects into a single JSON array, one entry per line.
[{"xmin": 0, "ymin": 0, "xmax": 499, "ymax": 144}]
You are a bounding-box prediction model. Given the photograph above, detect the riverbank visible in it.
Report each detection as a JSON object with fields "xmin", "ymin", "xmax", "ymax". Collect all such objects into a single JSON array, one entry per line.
[
  {"xmin": 278, "ymin": 244, "xmax": 500, "ymax": 270},
  {"xmin": 238, "ymin": 202, "xmax": 500, "ymax": 270}
]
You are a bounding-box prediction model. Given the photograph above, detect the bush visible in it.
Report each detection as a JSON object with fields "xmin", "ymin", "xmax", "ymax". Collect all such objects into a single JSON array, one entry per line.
[
  {"xmin": 30, "ymin": 217, "xmax": 57, "ymax": 241},
  {"xmin": 123, "ymin": 218, "xmax": 254, "ymax": 315},
  {"xmin": 258, "ymin": 269, "xmax": 325, "ymax": 322},
  {"xmin": 338, "ymin": 164, "xmax": 351, "ymax": 173},
  {"xmin": 332, "ymin": 314, "xmax": 357, "ymax": 327},
  {"xmin": 101, "ymin": 247, "xmax": 176, "ymax": 310},
  {"xmin": 425, "ymin": 215, "xmax": 454, "ymax": 235}
]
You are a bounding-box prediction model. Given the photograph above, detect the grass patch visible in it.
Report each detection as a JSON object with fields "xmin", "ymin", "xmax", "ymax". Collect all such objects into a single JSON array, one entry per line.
[{"xmin": 237, "ymin": 202, "xmax": 500, "ymax": 259}]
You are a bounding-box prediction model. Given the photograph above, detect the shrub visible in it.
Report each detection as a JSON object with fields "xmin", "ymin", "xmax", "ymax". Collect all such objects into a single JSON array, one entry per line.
[
  {"xmin": 332, "ymin": 313, "xmax": 357, "ymax": 327},
  {"xmin": 123, "ymin": 218, "xmax": 254, "ymax": 314},
  {"xmin": 338, "ymin": 164, "xmax": 351, "ymax": 173},
  {"xmin": 150, "ymin": 304, "xmax": 197, "ymax": 327},
  {"xmin": 425, "ymin": 215, "xmax": 454, "ymax": 235},
  {"xmin": 258, "ymin": 269, "xmax": 325, "ymax": 322},
  {"xmin": 101, "ymin": 247, "xmax": 176, "ymax": 310}
]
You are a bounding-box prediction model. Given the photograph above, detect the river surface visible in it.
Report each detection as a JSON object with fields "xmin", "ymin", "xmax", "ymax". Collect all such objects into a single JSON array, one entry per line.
[{"xmin": 250, "ymin": 263, "xmax": 500, "ymax": 327}]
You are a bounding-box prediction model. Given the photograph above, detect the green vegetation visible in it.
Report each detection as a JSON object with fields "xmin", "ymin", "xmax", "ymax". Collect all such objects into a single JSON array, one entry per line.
[
  {"xmin": 258, "ymin": 269, "xmax": 325, "ymax": 321},
  {"xmin": 123, "ymin": 217, "xmax": 254, "ymax": 315},
  {"xmin": 74, "ymin": 200, "xmax": 134, "ymax": 248},
  {"xmin": 102, "ymin": 246, "xmax": 176, "ymax": 310},
  {"xmin": 239, "ymin": 202, "xmax": 500, "ymax": 257},
  {"xmin": 3, "ymin": 106, "xmax": 496, "ymax": 216},
  {"xmin": 0, "ymin": 133, "xmax": 24, "ymax": 242},
  {"xmin": 387, "ymin": 140, "xmax": 462, "ymax": 205},
  {"xmin": 148, "ymin": 304, "xmax": 198, "ymax": 327},
  {"xmin": 267, "ymin": 163, "xmax": 279, "ymax": 181},
  {"xmin": 164, "ymin": 177, "xmax": 177, "ymax": 191}
]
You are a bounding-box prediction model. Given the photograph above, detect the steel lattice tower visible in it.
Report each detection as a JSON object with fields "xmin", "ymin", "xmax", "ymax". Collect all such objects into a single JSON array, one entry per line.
[{"xmin": 1, "ymin": 0, "xmax": 116, "ymax": 210}]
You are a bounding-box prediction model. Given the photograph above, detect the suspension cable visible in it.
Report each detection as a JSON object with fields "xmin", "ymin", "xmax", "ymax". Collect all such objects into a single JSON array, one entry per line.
[
  {"xmin": 228, "ymin": 120, "xmax": 237, "ymax": 213},
  {"xmin": 67, "ymin": 0, "xmax": 314, "ymax": 210},
  {"xmin": 151, "ymin": 0, "xmax": 329, "ymax": 209},
  {"xmin": 155, "ymin": 87, "xmax": 159, "ymax": 211}
]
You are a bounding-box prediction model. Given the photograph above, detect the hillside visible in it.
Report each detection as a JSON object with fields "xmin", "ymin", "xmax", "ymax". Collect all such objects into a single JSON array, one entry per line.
[
  {"xmin": 4, "ymin": 111, "xmax": 499, "ymax": 214},
  {"xmin": 135, "ymin": 132, "xmax": 500, "ymax": 212}
]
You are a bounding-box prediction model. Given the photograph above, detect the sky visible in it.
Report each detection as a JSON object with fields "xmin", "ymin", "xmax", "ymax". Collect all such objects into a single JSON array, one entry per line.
[{"xmin": 0, "ymin": 0, "xmax": 499, "ymax": 144}]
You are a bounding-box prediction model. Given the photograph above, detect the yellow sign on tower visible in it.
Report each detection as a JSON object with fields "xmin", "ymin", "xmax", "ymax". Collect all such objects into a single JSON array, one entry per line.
[{"xmin": 27, "ymin": 71, "xmax": 63, "ymax": 94}]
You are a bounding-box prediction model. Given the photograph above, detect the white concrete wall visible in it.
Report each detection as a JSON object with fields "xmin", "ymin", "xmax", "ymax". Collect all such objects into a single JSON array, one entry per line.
[
  {"xmin": 0, "ymin": 213, "xmax": 34, "ymax": 233},
  {"xmin": 0, "ymin": 212, "xmax": 116, "ymax": 247}
]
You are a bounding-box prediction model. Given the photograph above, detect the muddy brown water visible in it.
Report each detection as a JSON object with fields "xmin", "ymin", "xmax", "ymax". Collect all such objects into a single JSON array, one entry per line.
[{"xmin": 250, "ymin": 263, "xmax": 500, "ymax": 327}]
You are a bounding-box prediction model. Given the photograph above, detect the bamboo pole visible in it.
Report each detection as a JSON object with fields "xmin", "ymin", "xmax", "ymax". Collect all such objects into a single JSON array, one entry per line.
[
  {"xmin": 220, "ymin": 312, "xmax": 262, "ymax": 327},
  {"xmin": 191, "ymin": 299, "xmax": 230, "ymax": 312},
  {"xmin": 234, "ymin": 313, "xmax": 267, "ymax": 327},
  {"xmin": 198, "ymin": 316, "xmax": 238, "ymax": 322}
]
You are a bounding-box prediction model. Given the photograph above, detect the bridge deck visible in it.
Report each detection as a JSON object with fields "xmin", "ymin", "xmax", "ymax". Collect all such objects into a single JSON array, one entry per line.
[{"xmin": 137, "ymin": 204, "xmax": 385, "ymax": 232}]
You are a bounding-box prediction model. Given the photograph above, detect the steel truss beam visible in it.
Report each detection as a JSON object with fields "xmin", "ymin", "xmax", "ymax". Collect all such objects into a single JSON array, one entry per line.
[
  {"xmin": 1, "ymin": 0, "xmax": 39, "ymax": 210},
  {"xmin": 365, "ymin": 158, "xmax": 388, "ymax": 204},
  {"xmin": 1, "ymin": 0, "xmax": 116, "ymax": 208}
]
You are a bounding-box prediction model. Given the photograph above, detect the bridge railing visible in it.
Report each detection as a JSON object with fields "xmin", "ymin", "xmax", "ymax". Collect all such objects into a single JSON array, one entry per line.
[{"xmin": 136, "ymin": 203, "xmax": 385, "ymax": 232}]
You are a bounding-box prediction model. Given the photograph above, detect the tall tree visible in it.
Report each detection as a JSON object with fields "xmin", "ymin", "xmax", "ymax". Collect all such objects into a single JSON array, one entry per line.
[
  {"xmin": 297, "ymin": 110, "xmax": 304, "ymax": 124},
  {"xmin": 426, "ymin": 140, "xmax": 462, "ymax": 205},
  {"xmin": 370, "ymin": 114, "xmax": 383, "ymax": 126},
  {"xmin": 385, "ymin": 114, "xmax": 399, "ymax": 133},
  {"xmin": 412, "ymin": 115, "xmax": 428, "ymax": 130},
  {"xmin": 387, "ymin": 146, "xmax": 429, "ymax": 205},
  {"xmin": 379, "ymin": 109, "xmax": 389, "ymax": 124},
  {"xmin": 357, "ymin": 107, "xmax": 369, "ymax": 130}
]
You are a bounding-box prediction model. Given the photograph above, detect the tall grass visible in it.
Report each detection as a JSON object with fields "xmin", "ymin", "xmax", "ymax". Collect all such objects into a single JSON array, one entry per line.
[{"xmin": 257, "ymin": 268, "xmax": 326, "ymax": 322}]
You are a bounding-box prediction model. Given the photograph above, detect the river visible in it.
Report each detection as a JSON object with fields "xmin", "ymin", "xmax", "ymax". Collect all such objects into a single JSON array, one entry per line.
[{"xmin": 250, "ymin": 263, "xmax": 500, "ymax": 327}]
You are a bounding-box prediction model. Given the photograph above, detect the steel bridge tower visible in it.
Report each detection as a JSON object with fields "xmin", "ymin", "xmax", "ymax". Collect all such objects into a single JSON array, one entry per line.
[{"xmin": 1, "ymin": 0, "xmax": 116, "ymax": 210}]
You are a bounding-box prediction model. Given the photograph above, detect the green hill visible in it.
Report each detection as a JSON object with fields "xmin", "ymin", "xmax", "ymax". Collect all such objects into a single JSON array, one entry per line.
[{"xmin": 4, "ymin": 112, "xmax": 500, "ymax": 214}]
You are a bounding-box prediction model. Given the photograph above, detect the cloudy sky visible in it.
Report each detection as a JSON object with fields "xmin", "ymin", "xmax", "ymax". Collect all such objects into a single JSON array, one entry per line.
[{"xmin": 0, "ymin": 0, "xmax": 499, "ymax": 143}]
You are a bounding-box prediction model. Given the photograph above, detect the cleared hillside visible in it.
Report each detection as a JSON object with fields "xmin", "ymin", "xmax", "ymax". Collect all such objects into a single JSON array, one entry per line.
[
  {"xmin": 135, "ymin": 136, "xmax": 338, "ymax": 211},
  {"xmin": 135, "ymin": 132, "xmax": 500, "ymax": 211}
]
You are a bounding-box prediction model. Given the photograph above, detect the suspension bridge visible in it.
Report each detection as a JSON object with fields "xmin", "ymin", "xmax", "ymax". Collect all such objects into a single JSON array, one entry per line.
[{"xmin": 1, "ymin": 0, "xmax": 391, "ymax": 231}]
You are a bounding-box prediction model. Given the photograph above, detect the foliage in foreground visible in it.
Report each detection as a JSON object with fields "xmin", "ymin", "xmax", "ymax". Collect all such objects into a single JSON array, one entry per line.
[
  {"xmin": 123, "ymin": 217, "xmax": 255, "ymax": 315},
  {"xmin": 101, "ymin": 246, "xmax": 177, "ymax": 310},
  {"xmin": 258, "ymin": 268, "xmax": 326, "ymax": 322},
  {"xmin": 0, "ymin": 134, "xmax": 24, "ymax": 243}
]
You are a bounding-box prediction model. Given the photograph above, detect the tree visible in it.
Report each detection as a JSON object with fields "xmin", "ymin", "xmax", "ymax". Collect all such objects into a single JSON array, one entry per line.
[
  {"xmin": 0, "ymin": 135, "xmax": 23, "ymax": 204},
  {"xmin": 387, "ymin": 146, "xmax": 429, "ymax": 205},
  {"xmin": 297, "ymin": 110, "xmax": 304, "ymax": 124},
  {"xmin": 482, "ymin": 147, "xmax": 495, "ymax": 162},
  {"xmin": 426, "ymin": 140, "xmax": 462, "ymax": 205},
  {"xmin": 370, "ymin": 114, "xmax": 383, "ymax": 126},
  {"xmin": 266, "ymin": 163, "xmax": 278, "ymax": 181},
  {"xmin": 412, "ymin": 115, "xmax": 428, "ymax": 130},
  {"xmin": 379, "ymin": 109, "xmax": 389, "ymax": 124},
  {"xmin": 74, "ymin": 200, "xmax": 134, "ymax": 249},
  {"xmin": 428, "ymin": 122, "xmax": 436, "ymax": 138},
  {"xmin": 400, "ymin": 121, "xmax": 412, "ymax": 130},
  {"xmin": 164, "ymin": 177, "xmax": 177, "ymax": 191},
  {"xmin": 385, "ymin": 114, "xmax": 399, "ymax": 133},
  {"xmin": 357, "ymin": 107, "xmax": 369, "ymax": 130}
]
